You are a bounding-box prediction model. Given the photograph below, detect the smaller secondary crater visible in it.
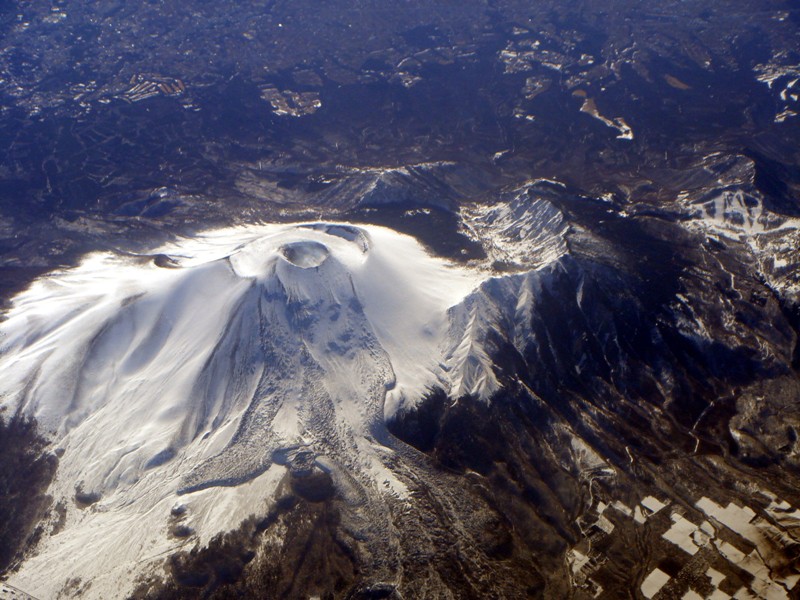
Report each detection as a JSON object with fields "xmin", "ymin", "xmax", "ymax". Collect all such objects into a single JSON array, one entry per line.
[
  {"xmin": 300, "ymin": 223, "xmax": 370, "ymax": 253},
  {"xmin": 280, "ymin": 241, "xmax": 330, "ymax": 268}
]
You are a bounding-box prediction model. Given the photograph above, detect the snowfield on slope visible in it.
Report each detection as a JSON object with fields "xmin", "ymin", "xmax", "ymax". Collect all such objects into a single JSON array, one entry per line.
[{"xmin": 0, "ymin": 221, "xmax": 486, "ymax": 599}]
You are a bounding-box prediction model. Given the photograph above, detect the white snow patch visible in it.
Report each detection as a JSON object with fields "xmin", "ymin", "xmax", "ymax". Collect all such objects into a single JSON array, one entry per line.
[
  {"xmin": 641, "ymin": 568, "xmax": 671, "ymax": 599},
  {"xmin": 641, "ymin": 496, "xmax": 667, "ymax": 515},
  {"xmin": 579, "ymin": 98, "xmax": 634, "ymax": 140},
  {"xmin": 352, "ymin": 225, "xmax": 484, "ymax": 415},
  {"xmin": 663, "ymin": 512, "xmax": 701, "ymax": 555},
  {"xmin": 706, "ymin": 567, "xmax": 726, "ymax": 587}
]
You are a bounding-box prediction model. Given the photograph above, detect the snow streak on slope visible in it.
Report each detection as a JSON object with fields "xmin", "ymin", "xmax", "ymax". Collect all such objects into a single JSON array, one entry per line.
[
  {"xmin": 0, "ymin": 222, "xmax": 482, "ymax": 599},
  {"xmin": 444, "ymin": 299, "xmax": 501, "ymax": 399}
]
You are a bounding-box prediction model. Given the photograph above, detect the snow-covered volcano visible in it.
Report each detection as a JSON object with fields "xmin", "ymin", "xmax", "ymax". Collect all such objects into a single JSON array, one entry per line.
[
  {"xmin": 2, "ymin": 182, "xmax": 800, "ymax": 600},
  {"xmin": 0, "ymin": 222, "xmax": 484, "ymax": 597}
]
